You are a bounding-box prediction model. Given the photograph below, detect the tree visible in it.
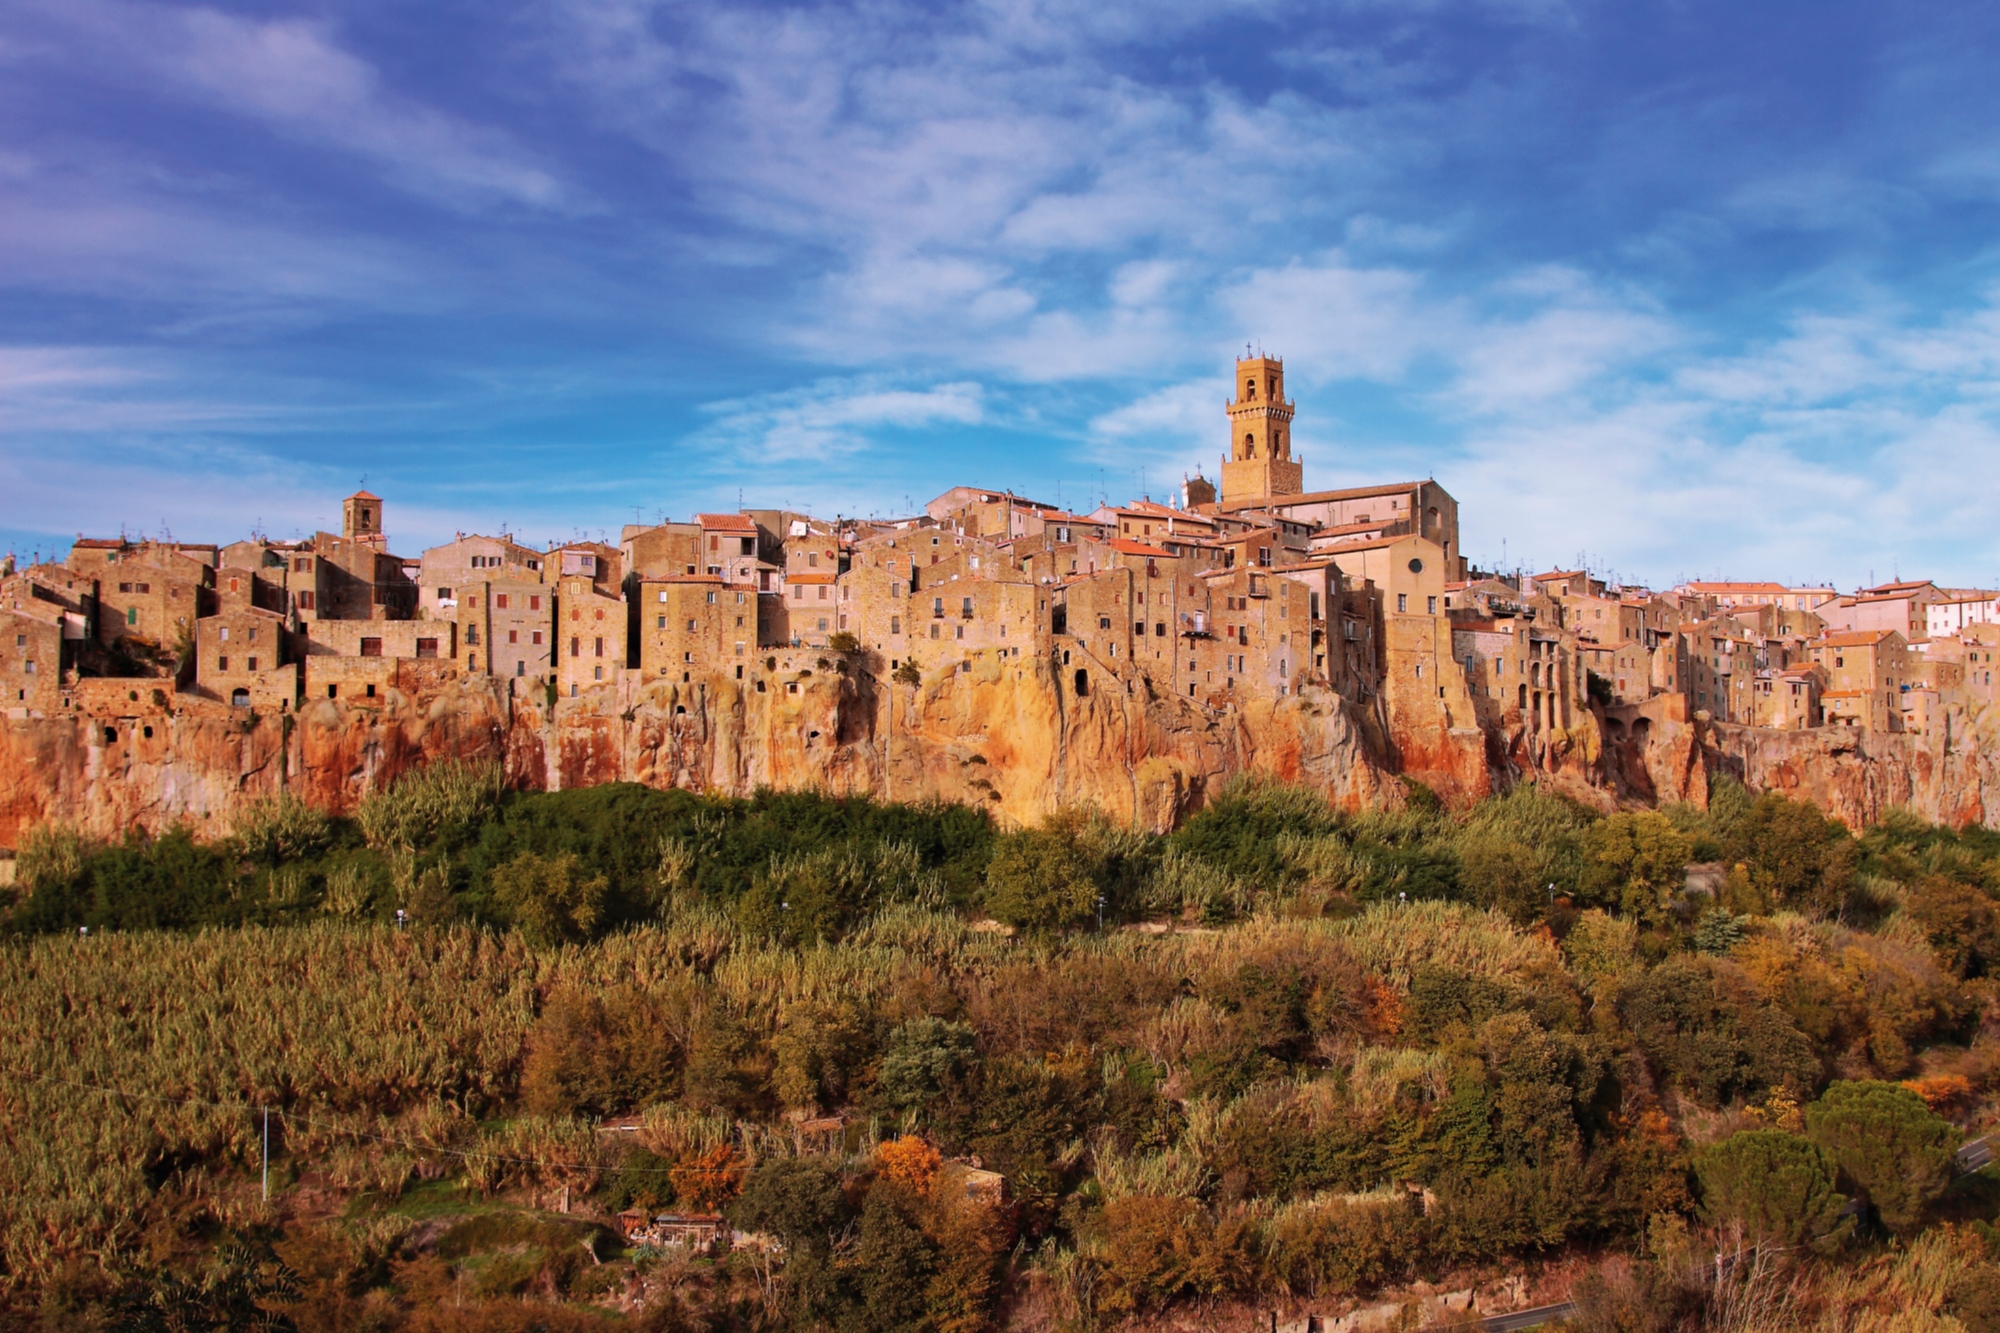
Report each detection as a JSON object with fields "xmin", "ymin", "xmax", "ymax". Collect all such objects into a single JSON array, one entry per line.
[
  {"xmin": 1583, "ymin": 812, "xmax": 1693, "ymax": 926},
  {"xmin": 878, "ymin": 1017, "xmax": 979, "ymax": 1113},
  {"xmin": 984, "ymin": 825, "xmax": 1098, "ymax": 929},
  {"xmin": 1694, "ymin": 1130, "xmax": 1848, "ymax": 1249},
  {"xmin": 730, "ymin": 1156, "xmax": 853, "ymax": 1325},
  {"xmin": 1806, "ymin": 1080, "xmax": 1958, "ymax": 1233},
  {"xmin": 1458, "ymin": 835, "xmax": 1544, "ymax": 921},
  {"xmin": 491, "ymin": 850, "xmax": 608, "ymax": 946},
  {"xmin": 671, "ymin": 1144, "xmax": 746, "ymax": 1213},
  {"xmin": 842, "ymin": 1190, "xmax": 936, "ymax": 1333}
]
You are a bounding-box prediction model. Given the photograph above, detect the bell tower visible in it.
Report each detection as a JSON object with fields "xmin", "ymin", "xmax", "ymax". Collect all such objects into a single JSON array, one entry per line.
[
  {"xmin": 1219, "ymin": 354, "xmax": 1302, "ymax": 503},
  {"xmin": 342, "ymin": 490, "xmax": 385, "ymax": 546}
]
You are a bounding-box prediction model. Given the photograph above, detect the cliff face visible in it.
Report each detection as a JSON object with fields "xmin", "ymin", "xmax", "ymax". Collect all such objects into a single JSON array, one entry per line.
[{"xmin": 3, "ymin": 663, "xmax": 1995, "ymax": 845}]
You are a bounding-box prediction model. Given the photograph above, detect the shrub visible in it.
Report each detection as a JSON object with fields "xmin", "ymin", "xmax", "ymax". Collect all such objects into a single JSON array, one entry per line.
[{"xmin": 1694, "ymin": 1130, "xmax": 1848, "ymax": 1249}]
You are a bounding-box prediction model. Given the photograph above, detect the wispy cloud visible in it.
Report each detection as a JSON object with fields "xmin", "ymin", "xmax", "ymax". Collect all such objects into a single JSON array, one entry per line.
[{"xmin": 694, "ymin": 378, "xmax": 987, "ymax": 463}]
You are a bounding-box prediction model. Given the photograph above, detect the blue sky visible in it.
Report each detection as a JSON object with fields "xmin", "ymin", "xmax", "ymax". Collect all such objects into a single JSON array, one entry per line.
[{"xmin": 5, "ymin": 0, "xmax": 2000, "ymax": 589}]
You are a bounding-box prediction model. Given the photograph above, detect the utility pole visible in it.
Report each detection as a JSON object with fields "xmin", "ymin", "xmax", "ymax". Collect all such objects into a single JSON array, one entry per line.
[{"xmin": 262, "ymin": 1105, "xmax": 270, "ymax": 1203}]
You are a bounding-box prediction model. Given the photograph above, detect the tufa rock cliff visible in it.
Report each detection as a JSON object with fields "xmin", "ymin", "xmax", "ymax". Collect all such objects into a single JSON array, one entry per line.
[{"xmin": 1, "ymin": 656, "xmax": 1994, "ymax": 845}]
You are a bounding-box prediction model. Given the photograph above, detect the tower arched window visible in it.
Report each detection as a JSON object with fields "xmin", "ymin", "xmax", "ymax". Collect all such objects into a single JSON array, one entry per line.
[
  {"xmin": 1245, "ymin": 381, "xmax": 1256, "ymax": 399},
  {"xmin": 1244, "ymin": 432, "xmax": 1255, "ymax": 457}
]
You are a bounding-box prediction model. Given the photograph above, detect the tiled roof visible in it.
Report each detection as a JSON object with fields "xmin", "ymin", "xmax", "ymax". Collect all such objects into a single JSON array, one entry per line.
[
  {"xmin": 1820, "ymin": 630, "xmax": 1898, "ymax": 648},
  {"xmin": 697, "ymin": 513, "xmax": 758, "ymax": 532},
  {"xmin": 1107, "ymin": 539, "xmax": 1173, "ymax": 558}
]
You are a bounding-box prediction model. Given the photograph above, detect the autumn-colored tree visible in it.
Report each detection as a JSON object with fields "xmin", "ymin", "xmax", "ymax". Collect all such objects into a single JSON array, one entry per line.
[
  {"xmin": 875, "ymin": 1135, "xmax": 942, "ymax": 1193},
  {"xmin": 670, "ymin": 1144, "xmax": 746, "ymax": 1213}
]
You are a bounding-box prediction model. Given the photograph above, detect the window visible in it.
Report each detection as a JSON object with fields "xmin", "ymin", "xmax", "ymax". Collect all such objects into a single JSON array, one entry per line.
[
  {"xmin": 496, "ymin": 594, "xmax": 508, "ymax": 609},
  {"xmin": 247, "ymin": 657, "xmax": 258, "ymax": 672},
  {"xmin": 416, "ymin": 638, "xmax": 438, "ymax": 659},
  {"xmin": 1427, "ymin": 596, "xmax": 1437, "ymax": 615},
  {"xmin": 360, "ymin": 638, "xmax": 382, "ymax": 657},
  {"xmin": 126, "ymin": 608, "xmax": 138, "ymax": 626},
  {"xmin": 1156, "ymin": 622, "xmax": 1166, "ymax": 637},
  {"xmin": 570, "ymin": 637, "xmax": 580, "ymax": 658},
  {"xmin": 962, "ymin": 596, "xmax": 974, "ymax": 618},
  {"xmin": 217, "ymin": 655, "xmax": 229, "ymax": 671},
  {"xmin": 532, "ymin": 631, "xmax": 543, "ymax": 645},
  {"xmin": 706, "ymin": 591, "xmax": 716, "ymax": 604},
  {"xmin": 594, "ymin": 665, "xmax": 603, "ymax": 680},
  {"xmin": 220, "ymin": 626, "xmax": 231, "ymax": 641},
  {"xmin": 1396, "ymin": 594, "xmax": 1408, "ymax": 613},
  {"xmin": 298, "ymin": 592, "xmax": 315, "ymax": 611},
  {"xmin": 890, "ymin": 615, "xmax": 902, "ymax": 635},
  {"xmin": 594, "ymin": 637, "xmax": 604, "ymax": 657},
  {"xmin": 509, "ymin": 630, "xmax": 519, "ymax": 644},
  {"xmin": 930, "ymin": 624, "xmax": 940, "ymax": 639},
  {"xmin": 529, "ymin": 595, "xmax": 541, "ymax": 611}
]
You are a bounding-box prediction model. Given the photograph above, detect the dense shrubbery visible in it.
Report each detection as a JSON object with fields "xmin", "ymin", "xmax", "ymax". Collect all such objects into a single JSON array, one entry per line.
[{"xmin": 5, "ymin": 773, "xmax": 2000, "ymax": 1329}]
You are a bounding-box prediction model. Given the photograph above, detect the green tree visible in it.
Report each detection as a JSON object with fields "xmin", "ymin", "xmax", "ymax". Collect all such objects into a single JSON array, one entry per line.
[
  {"xmin": 730, "ymin": 1157, "xmax": 854, "ymax": 1325},
  {"xmin": 1458, "ymin": 835, "xmax": 1544, "ymax": 921},
  {"xmin": 842, "ymin": 1189, "xmax": 937, "ymax": 1333},
  {"xmin": 878, "ymin": 1017, "xmax": 979, "ymax": 1112},
  {"xmin": 1806, "ymin": 1080, "xmax": 1958, "ymax": 1233},
  {"xmin": 491, "ymin": 850, "xmax": 608, "ymax": 946},
  {"xmin": 984, "ymin": 825, "xmax": 1099, "ymax": 929},
  {"xmin": 1583, "ymin": 812, "xmax": 1693, "ymax": 926},
  {"xmin": 1724, "ymin": 792, "xmax": 1856, "ymax": 916},
  {"xmin": 1694, "ymin": 1130, "xmax": 1849, "ymax": 1249}
]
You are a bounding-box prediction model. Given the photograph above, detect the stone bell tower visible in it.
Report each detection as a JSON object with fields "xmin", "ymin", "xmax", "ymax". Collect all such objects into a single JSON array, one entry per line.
[
  {"xmin": 342, "ymin": 490, "xmax": 386, "ymax": 546},
  {"xmin": 1219, "ymin": 354, "xmax": 1302, "ymax": 503}
]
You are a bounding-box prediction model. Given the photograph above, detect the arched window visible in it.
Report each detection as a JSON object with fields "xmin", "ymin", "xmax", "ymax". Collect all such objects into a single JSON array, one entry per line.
[{"xmin": 1245, "ymin": 380, "xmax": 1256, "ymax": 399}]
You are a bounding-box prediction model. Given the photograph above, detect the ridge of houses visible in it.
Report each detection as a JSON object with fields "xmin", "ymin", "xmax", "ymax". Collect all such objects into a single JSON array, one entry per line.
[{"xmin": 5, "ymin": 356, "xmax": 1996, "ymax": 746}]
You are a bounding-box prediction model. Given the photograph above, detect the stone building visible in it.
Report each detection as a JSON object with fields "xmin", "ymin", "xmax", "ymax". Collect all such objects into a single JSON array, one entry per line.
[
  {"xmin": 416, "ymin": 534, "xmax": 546, "ymax": 621},
  {"xmin": 1752, "ymin": 666, "xmax": 1822, "ymax": 730},
  {"xmin": 68, "ymin": 540, "xmax": 212, "ymax": 656},
  {"xmin": 557, "ymin": 573, "xmax": 627, "ymax": 699},
  {"xmin": 1812, "ymin": 629, "xmax": 1910, "ymax": 731},
  {"xmin": 641, "ymin": 576, "xmax": 758, "ymax": 685},
  {"xmin": 194, "ymin": 606, "xmax": 296, "ymax": 709},
  {"xmin": 1, "ymin": 600, "xmax": 67, "ymax": 715}
]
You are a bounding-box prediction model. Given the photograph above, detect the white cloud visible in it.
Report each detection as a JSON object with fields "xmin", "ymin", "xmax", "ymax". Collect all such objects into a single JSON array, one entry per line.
[
  {"xmin": 24, "ymin": 0, "xmax": 565, "ymax": 211},
  {"xmin": 695, "ymin": 378, "xmax": 987, "ymax": 463}
]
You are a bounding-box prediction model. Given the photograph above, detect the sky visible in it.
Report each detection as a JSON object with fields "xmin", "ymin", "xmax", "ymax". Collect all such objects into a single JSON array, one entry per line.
[{"xmin": 5, "ymin": 0, "xmax": 2000, "ymax": 590}]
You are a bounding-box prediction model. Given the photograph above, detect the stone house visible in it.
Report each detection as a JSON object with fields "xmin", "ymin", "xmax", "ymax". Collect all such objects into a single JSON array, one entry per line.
[
  {"xmin": 925, "ymin": 487, "xmax": 1069, "ymax": 541},
  {"xmin": 68, "ymin": 540, "xmax": 212, "ymax": 656},
  {"xmin": 557, "ymin": 575, "xmax": 627, "ymax": 699},
  {"xmin": 1188, "ymin": 564, "xmax": 1313, "ymax": 702},
  {"xmin": 622, "ymin": 520, "xmax": 706, "ymax": 582},
  {"xmin": 694, "ymin": 515, "xmax": 764, "ymax": 584},
  {"xmin": 548, "ymin": 541, "xmax": 623, "ymax": 597},
  {"xmin": 1681, "ymin": 618, "xmax": 1761, "ymax": 723},
  {"xmin": 1, "ymin": 601, "xmax": 66, "ymax": 714},
  {"xmin": 1451, "ymin": 616, "xmax": 1531, "ymax": 731},
  {"xmin": 452, "ymin": 581, "xmax": 553, "ymax": 683},
  {"xmin": 194, "ymin": 606, "xmax": 297, "ymax": 709},
  {"xmin": 1752, "ymin": 665, "xmax": 1822, "ymax": 730},
  {"xmin": 1811, "ymin": 629, "xmax": 1910, "ymax": 731},
  {"xmin": 416, "ymin": 535, "xmax": 546, "ymax": 621},
  {"xmin": 641, "ymin": 577, "xmax": 758, "ymax": 685}
]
